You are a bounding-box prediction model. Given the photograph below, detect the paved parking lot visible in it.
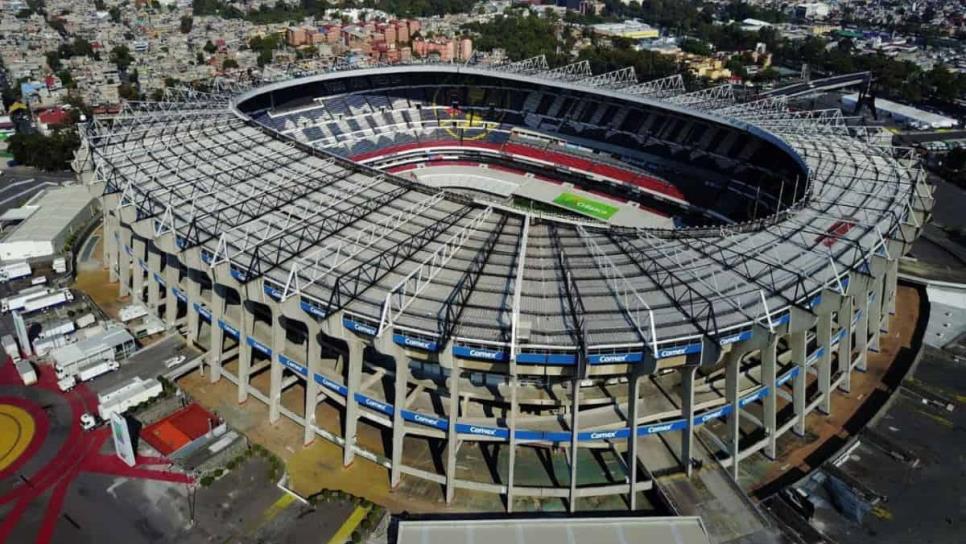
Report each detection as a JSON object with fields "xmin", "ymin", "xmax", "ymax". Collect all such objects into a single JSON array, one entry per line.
[
  {"xmin": 791, "ymin": 346, "xmax": 963, "ymax": 543},
  {"xmin": 87, "ymin": 335, "xmax": 201, "ymax": 395}
]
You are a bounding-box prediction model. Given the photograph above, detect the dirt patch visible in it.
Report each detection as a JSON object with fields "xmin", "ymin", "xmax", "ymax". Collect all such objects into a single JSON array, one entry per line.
[{"xmin": 177, "ymin": 369, "xmax": 484, "ymax": 514}]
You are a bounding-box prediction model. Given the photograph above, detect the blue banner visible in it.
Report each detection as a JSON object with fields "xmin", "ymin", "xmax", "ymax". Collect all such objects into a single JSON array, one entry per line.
[
  {"xmin": 588, "ymin": 352, "xmax": 643, "ymax": 365},
  {"xmin": 452, "ymin": 345, "xmax": 509, "ymax": 362},
  {"xmin": 246, "ymin": 336, "xmax": 272, "ymax": 356},
  {"xmin": 313, "ymin": 373, "xmax": 348, "ymax": 396},
  {"xmin": 354, "ymin": 393, "xmax": 393, "ymax": 415},
  {"xmin": 218, "ymin": 319, "xmax": 239, "ymax": 339},
  {"xmin": 393, "ymin": 334, "xmax": 439, "ymax": 352},
  {"xmin": 279, "ymin": 354, "xmax": 307, "ymax": 377},
  {"xmin": 343, "ymin": 317, "xmax": 377, "ymax": 336}
]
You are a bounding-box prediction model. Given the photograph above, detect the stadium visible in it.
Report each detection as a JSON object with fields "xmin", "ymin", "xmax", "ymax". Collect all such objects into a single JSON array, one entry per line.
[{"xmin": 75, "ymin": 59, "xmax": 931, "ymax": 511}]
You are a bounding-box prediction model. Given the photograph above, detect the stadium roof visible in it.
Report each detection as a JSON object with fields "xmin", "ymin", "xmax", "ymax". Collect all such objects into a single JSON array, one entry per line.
[
  {"xmin": 395, "ymin": 516, "xmax": 712, "ymax": 544},
  {"xmin": 79, "ymin": 63, "xmax": 925, "ymax": 357}
]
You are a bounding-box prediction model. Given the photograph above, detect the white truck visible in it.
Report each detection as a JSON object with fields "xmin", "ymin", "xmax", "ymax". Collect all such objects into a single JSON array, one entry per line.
[
  {"xmin": 74, "ymin": 313, "xmax": 96, "ymax": 329},
  {"xmin": 38, "ymin": 319, "xmax": 76, "ymax": 340},
  {"xmin": 0, "ymin": 261, "xmax": 32, "ymax": 283},
  {"xmin": 52, "ymin": 257, "xmax": 67, "ymax": 274},
  {"xmin": 93, "ymin": 377, "xmax": 163, "ymax": 421},
  {"xmin": 30, "ymin": 276, "xmax": 47, "ymax": 286},
  {"xmin": 76, "ymin": 359, "xmax": 119, "ymax": 382},
  {"xmin": 118, "ymin": 304, "xmax": 148, "ymax": 323},
  {"xmin": 2, "ymin": 334, "xmax": 20, "ymax": 363},
  {"xmin": 15, "ymin": 360, "xmax": 37, "ymax": 385},
  {"xmin": 22, "ymin": 289, "xmax": 73, "ymax": 314},
  {"xmin": 1, "ymin": 287, "xmax": 53, "ymax": 313},
  {"xmin": 57, "ymin": 375, "xmax": 77, "ymax": 392}
]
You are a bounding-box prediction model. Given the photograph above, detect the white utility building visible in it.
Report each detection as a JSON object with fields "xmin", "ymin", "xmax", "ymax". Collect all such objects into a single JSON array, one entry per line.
[
  {"xmin": 842, "ymin": 94, "xmax": 960, "ymax": 130},
  {"xmin": 0, "ymin": 185, "xmax": 96, "ymax": 262}
]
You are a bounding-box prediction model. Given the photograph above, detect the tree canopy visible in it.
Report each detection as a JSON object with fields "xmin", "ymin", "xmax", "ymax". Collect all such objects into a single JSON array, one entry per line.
[{"xmin": 7, "ymin": 130, "xmax": 80, "ymax": 171}]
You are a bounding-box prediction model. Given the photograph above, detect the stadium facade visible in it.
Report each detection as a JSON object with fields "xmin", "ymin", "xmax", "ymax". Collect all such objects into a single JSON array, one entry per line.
[{"xmin": 75, "ymin": 59, "xmax": 932, "ymax": 511}]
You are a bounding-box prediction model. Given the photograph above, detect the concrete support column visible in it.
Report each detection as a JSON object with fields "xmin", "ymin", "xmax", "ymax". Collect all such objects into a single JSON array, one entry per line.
[
  {"xmin": 726, "ymin": 354, "xmax": 741, "ymax": 481},
  {"xmin": 837, "ymin": 296, "xmax": 854, "ymax": 393},
  {"xmin": 342, "ymin": 337, "xmax": 364, "ymax": 467},
  {"xmin": 568, "ymin": 377, "xmax": 581, "ymax": 512},
  {"xmin": 269, "ymin": 317, "xmax": 285, "ymax": 424},
  {"xmin": 817, "ymin": 312, "xmax": 833, "ymax": 415},
  {"xmin": 855, "ymin": 286, "xmax": 870, "ymax": 372},
  {"xmin": 131, "ymin": 237, "xmax": 146, "ymax": 304},
  {"xmin": 103, "ymin": 211, "xmax": 118, "ymax": 283},
  {"xmin": 207, "ymin": 288, "xmax": 225, "ymax": 383},
  {"xmin": 237, "ymin": 308, "xmax": 253, "ymax": 404},
  {"xmin": 790, "ymin": 330, "xmax": 807, "ymax": 437},
  {"xmin": 390, "ymin": 350, "xmax": 409, "ymax": 488},
  {"xmin": 868, "ymin": 271, "xmax": 885, "ymax": 352},
  {"xmin": 444, "ymin": 356, "xmax": 460, "ymax": 504},
  {"xmin": 505, "ymin": 374, "xmax": 519, "ymax": 513},
  {"xmin": 680, "ymin": 365, "xmax": 697, "ymax": 477},
  {"xmin": 762, "ymin": 335, "xmax": 779, "ymax": 460},
  {"xmin": 118, "ymin": 228, "xmax": 132, "ymax": 297},
  {"xmin": 626, "ymin": 371, "xmax": 641, "ymax": 509},
  {"xmin": 885, "ymin": 257, "xmax": 899, "ymax": 317},
  {"xmin": 303, "ymin": 321, "xmax": 322, "ymax": 446},
  {"xmin": 185, "ymin": 266, "xmax": 202, "ymax": 347},
  {"xmin": 164, "ymin": 254, "xmax": 179, "ymax": 327},
  {"xmin": 147, "ymin": 249, "xmax": 162, "ymax": 312}
]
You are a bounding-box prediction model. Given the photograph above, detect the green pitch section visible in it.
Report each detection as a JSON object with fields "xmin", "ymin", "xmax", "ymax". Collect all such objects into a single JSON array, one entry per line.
[{"xmin": 552, "ymin": 192, "xmax": 619, "ymax": 220}]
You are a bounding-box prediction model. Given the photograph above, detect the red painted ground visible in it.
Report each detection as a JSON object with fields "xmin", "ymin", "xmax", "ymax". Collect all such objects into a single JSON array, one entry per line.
[
  {"xmin": 141, "ymin": 403, "xmax": 218, "ymax": 456},
  {"xmin": 0, "ymin": 361, "xmax": 193, "ymax": 544}
]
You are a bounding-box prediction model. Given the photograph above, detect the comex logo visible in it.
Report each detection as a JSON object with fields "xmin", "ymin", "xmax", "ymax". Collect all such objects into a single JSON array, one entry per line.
[
  {"xmin": 701, "ymin": 409, "xmax": 724, "ymax": 423},
  {"xmin": 597, "ymin": 354, "xmax": 631, "ymax": 363},
  {"xmin": 403, "ymin": 337, "xmax": 432, "ymax": 349},
  {"xmin": 589, "ymin": 431, "xmax": 619, "ymax": 440},
  {"xmin": 412, "ymin": 414, "xmax": 440, "ymax": 426},
  {"xmin": 646, "ymin": 423, "xmax": 674, "ymax": 434},
  {"xmin": 468, "ymin": 426, "xmax": 498, "ymax": 436},
  {"xmin": 354, "ymin": 323, "xmax": 377, "ymax": 335},
  {"xmin": 469, "ymin": 349, "xmax": 500, "ymax": 359},
  {"xmin": 659, "ymin": 347, "xmax": 689, "ymax": 358},
  {"xmin": 363, "ymin": 397, "xmax": 389, "ymax": 412}
]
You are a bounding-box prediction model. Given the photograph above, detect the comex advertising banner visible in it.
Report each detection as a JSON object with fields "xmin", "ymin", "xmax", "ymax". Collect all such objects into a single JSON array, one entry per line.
[{"xmin": 111, "ymin": 413, "xmax": 136, "ymax": 467}]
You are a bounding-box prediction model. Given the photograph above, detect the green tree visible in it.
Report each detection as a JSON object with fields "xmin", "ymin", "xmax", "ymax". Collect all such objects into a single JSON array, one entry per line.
[
  {"xmin": 180, "ymin": 15, "xmax": 193, "ymax": 33},
  {"xmin": 223, "ymin": 58, "xmax": 239, "ymax": 69},
  {"xmin": 118, "ymin": 83, "xmax": 140, "ymax": 100},
  {"xmin": 203, "ymin": 40, "xmax": 217, "ymax": 54},
  {"xmin": 56, "ymin": 69, "xmax": 75, "ymax": 89},
  {"xmin": 7, "ymin": 130, "xmax": 80, "ymax": 171},
  {"xmin": 462, "ymin": 11, "xmax": 561, "ymax": 62},
  {"xmin": 45, "ymin": 50, "xmax": 62, "ymax": 71},
  {"xmin": 679, "ymin": 38, "xmax": 712, "ymax": 56},
  {"xmin": 110, "ymin": 45, "xmax": 133, "ymax": 70}
]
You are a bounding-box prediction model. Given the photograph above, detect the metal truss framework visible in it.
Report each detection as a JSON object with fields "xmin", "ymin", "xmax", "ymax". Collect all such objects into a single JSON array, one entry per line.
[
  {"xmin": 579, "ymin": 67, "xmax": 638, "ymax": 90},
  {"xmin": 622, "ymin": 74, "xmax": 686, "ymax": 99},
  {"xmin": 84, "ymin": 62, "xmax": 923, "ymax": 356}
]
